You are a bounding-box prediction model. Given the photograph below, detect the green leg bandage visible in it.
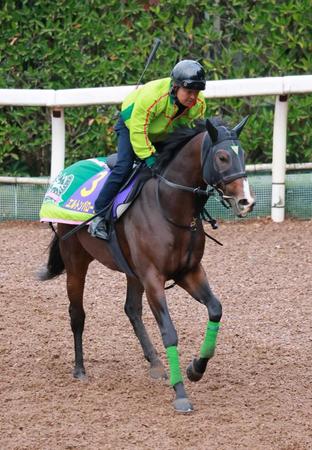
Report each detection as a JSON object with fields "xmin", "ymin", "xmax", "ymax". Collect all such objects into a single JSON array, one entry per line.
[
  {"xmin": 200, "ymin": 320, "xmax": 221, "ymax": 359},
  {"xmin": 166, "ymin": 345, "xmax": 183, "ymax": 386}
]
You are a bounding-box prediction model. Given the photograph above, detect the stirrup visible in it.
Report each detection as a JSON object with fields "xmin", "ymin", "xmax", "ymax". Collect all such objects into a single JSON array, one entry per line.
[{"xmin": 88, "ymin": 216, "xmax": 109, "ymax": 240}]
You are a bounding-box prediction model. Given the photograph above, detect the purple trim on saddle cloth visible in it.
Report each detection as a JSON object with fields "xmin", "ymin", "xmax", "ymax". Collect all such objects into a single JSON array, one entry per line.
[
  {"xmin": 40, "ymin": 166, "xmax": 139, "ymax": 226},
  {"xmin": 112, "ymin": 177, "xmax": 137, "ymax": 220}
]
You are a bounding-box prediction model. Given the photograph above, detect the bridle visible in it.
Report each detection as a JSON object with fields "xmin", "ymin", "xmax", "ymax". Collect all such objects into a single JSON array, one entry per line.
[
  {"xmin": 155, "ymin": 129, "xmax": 245, "ymax": 223},
  {"xmin": 154, "ymin": 149, "xmax": 227, "ymax": 243},
  {"xmin": 154, "ymin": 129, "xmax": 248, "ymax": 289},
  {"xmin": 155, "ymin": 173, "xmax": 229, "ymax": 230},
  {"xmin": 201, "ymin": 130, "xmax": 247, "ymax": 199}
]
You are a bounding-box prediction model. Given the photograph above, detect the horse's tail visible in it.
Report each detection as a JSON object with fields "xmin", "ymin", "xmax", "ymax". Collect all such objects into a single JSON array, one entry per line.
[{"xmin": 38, "ymin": 226, "xmax": 65, "ymax": 281}]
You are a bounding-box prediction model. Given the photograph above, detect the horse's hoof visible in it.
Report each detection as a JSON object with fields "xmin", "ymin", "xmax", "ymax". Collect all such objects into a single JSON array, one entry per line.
[
  {"xmin": 173, "ymin": 398, "xmax": 193, "ymax": 413},
  {"xmin": 186, "ymin": 359, "xmax": 203, "ymax": 382},
  {"xmin": 149, "ymin": 364, "xmax": 168, "ymax": 380},
  {"xmin": 73, "ymin": 367, "xmax": 87, "ymax": 381}
]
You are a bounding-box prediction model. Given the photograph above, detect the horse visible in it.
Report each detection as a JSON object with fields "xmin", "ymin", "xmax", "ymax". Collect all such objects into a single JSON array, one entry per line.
[{"xmin": 39, "ymin": 117, "xmax": 255, "ymax": 413}]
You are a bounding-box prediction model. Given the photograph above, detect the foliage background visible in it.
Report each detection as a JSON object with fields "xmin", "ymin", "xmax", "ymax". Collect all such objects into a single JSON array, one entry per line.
[{"xmin": 0, "ymin": 0, "xmax": 311, "ymax": 176}]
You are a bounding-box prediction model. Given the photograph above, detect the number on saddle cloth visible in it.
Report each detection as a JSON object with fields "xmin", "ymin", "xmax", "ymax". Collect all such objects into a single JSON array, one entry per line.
[{"xmin": 40, "ymin": 155, "xmax": 151, "ymax": 227}]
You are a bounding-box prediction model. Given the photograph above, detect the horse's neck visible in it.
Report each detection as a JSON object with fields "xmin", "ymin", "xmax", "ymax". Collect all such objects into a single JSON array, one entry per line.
[
  {"xmin": 164, "ymin": 132, "xmax": 204, "ymax": 187},
  {"xmin": 157, "ymin": 132, "xmax": 206, "ymax": 224}
]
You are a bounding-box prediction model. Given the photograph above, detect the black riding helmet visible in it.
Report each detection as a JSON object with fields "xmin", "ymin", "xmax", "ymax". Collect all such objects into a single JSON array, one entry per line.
[{"xmin": 171, "ymin": 60, "xmax": 206, "ymax": 91}]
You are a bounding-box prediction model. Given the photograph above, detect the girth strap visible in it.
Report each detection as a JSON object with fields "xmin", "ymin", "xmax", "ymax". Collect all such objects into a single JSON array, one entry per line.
[{"xmin": 108, "ymin": 228, "xmax": 137, "ymax": 278}]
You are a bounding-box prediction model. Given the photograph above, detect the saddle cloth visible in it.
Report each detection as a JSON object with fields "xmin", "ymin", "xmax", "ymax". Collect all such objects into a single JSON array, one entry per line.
[{"xmin": 40, "ymin": 157, "xmax": 142, "ymax": 225}]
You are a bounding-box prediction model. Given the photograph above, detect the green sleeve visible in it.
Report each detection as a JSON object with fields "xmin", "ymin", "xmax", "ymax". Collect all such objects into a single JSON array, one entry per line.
[{"xmin": 128, "ymin": 88, "xmax": 159, "ymax": 160}]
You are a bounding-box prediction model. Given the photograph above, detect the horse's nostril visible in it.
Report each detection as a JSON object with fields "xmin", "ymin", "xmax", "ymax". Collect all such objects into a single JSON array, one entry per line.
[{"xmin": 238, "ymin": 199, "xmax": 249, "ymax": 206}]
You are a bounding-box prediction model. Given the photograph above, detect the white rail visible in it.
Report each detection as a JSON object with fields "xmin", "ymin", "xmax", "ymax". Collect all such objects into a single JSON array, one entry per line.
[
  {"xmin": 1, "ymin": 74, "xmax": 312, "ymax": 222},
  {"xmin": 1, "ymin": 75, "xmax": 311, "ymax": 106},
  {"xmin": 1, "ymin": 162, "xmax": 311, "ymax": 186}
]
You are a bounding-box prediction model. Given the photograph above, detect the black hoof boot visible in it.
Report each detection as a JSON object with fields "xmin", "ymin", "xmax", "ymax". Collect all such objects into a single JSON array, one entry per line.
[{"xmin": 186, "ymin": 358, "xmax": 205, "ymax": 382}]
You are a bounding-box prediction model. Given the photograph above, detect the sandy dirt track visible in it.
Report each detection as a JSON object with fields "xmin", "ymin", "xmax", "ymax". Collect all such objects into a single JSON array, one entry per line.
[{"xmin": 0, "ymin": 219, "xmax": 311, "ymax": 450}]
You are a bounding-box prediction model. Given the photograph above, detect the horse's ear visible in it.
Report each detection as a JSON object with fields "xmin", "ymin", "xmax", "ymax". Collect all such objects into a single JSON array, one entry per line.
[
  {"xmin": 232, "ymin": 115, "xmax": 249, "ymax": 137},
  {"xmin": 206, "ymin": 119, "xmax": 218, "ymax": 143}
]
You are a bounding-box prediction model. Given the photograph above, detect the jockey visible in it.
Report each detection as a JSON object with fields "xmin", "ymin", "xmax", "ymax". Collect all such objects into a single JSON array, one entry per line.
[{"xmin": 89, "ymin": 59, "xmax": 207, "ymax": 240}]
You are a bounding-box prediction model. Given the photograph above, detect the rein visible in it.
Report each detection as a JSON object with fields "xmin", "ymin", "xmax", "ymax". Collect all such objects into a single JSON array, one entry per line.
[
  {"xmin": 156, "ymin": 174, "xmax": 223, "ymax": 242},
  {"xmin": 155, "ymin": 121, "xmax": 248, "ymax": 289},
  {"xmin": 156, "ymin": 174, "xmax": 212, "ymax": 198},
  {"xmin": 157, "ymin": 173, "xmax": 234, "ymax": 212}
]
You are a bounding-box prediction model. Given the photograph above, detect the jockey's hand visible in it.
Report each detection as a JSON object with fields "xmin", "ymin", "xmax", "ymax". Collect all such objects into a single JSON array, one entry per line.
[{"xmin": 144, "ymin": 155, "xmax": 156, "ymax": 168}]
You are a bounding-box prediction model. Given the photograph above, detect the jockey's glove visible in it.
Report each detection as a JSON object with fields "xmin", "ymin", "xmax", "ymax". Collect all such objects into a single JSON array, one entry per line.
[{"xmin": 144, "ymin": 155, "xmax": 156, "ymax": 168}]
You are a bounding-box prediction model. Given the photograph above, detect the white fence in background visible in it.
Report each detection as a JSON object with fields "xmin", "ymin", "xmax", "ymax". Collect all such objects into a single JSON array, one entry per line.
[{"xmin": 1, "ymin": 74, "xmax": 312, "ymax": 222}]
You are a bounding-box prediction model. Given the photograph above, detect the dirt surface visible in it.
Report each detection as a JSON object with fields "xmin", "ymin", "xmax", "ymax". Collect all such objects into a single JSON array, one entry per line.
[{"xmin": 1, "ymin": 219, "xmax": 311, "ymax": 450}]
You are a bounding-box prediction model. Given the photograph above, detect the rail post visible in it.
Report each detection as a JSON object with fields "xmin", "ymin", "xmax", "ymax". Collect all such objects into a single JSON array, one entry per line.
[
  {"xmin": 271, "ymin": 95, "xmax": 288, "ymax": 222},
  {"xmin": 50, "ymin": 107, "xmax": 65, "ymax": 181}
]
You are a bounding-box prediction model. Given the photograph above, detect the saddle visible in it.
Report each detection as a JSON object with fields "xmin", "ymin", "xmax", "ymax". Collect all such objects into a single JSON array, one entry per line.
[
  {"xmin": 94, "ymin": 156, "xmax": 153, "ymax": 277},
  {"xmin": 103, "ymin": 154, "xmax": 152, "ymax": 223}
]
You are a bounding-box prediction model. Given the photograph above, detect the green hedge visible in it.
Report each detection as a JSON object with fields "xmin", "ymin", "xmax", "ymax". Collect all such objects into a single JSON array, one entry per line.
[{"xmin": 0, "ymin": 0, "xmax": 311, "ymax": 176}]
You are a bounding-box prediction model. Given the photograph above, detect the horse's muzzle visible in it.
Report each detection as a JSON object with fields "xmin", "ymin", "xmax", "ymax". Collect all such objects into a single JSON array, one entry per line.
[
  {"xmin": 224, "ymin": 178, "xmax": 256, "ymax": 217},
  {"xmin": 228, "ymin": 195, "xmax": 256, "ymax": 217},
  {"xmin": 238, "ymin": 197, "xmax": 256, "ymax": 217}
]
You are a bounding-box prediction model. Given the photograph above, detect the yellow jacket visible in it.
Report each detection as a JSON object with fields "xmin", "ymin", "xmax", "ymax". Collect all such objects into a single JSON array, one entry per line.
[{"xmin": 120, "ymin": 77, "xmax": 206, "ymax": 159}]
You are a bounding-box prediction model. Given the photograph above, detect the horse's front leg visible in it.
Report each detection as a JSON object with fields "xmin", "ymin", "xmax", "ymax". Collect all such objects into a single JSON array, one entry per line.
[
  {"xmin": 144, "ymin": 274, "xmax": 193, "ymax": 413},
  {"xmin": 177, "ymin": 264, "xmax": 222, "ymax": 382},
  {"xmin": 125, "ymin": 276, "xmax": 167, "ymax": 380}
]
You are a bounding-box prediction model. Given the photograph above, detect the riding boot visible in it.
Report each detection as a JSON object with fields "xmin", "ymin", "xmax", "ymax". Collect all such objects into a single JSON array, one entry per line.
[{"xmin": 88, "ymin": 216, "xmax": 109, "ymax": 240}]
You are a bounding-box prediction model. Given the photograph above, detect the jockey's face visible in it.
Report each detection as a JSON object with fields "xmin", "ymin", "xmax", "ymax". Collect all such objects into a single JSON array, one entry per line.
[{"xmin": 176, "ymin": 86, "xmax": 200, "ymax": 108}]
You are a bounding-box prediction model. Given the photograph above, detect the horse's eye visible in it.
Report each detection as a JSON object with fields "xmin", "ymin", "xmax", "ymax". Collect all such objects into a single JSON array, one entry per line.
[{"xmin": 214, "ymin": 150, "xmax": 232, "ymax": 173}]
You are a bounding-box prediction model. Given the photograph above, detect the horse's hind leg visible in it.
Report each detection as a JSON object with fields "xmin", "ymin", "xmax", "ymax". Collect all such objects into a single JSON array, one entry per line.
[
  {"xmin": 177, "ymin": 264, "xmax": 222, "ymax": 382},
  {"xmin": 125, "ymin": 276, "xmax": 166, "ymax": 380},
  {"xmin": 59, "ymin": 231, "xmax": 92, "ymax": 380}
]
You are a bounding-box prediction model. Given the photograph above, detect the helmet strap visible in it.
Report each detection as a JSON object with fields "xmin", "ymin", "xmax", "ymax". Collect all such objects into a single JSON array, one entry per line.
[{"xmin": 170, "ymin": 84, "xmax": 179, "ymax": 100}]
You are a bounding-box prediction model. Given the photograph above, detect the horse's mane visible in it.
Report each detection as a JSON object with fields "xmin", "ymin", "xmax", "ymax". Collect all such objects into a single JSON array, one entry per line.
[{"xmin": 154, "ymin": 117, "xmax": 227, "ymax": 172}]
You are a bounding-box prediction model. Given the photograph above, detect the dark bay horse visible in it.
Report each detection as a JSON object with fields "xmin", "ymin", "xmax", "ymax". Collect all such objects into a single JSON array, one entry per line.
[{"xmin": 40, "ymin": 117, "xmax": 255, "ymax": 412}]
